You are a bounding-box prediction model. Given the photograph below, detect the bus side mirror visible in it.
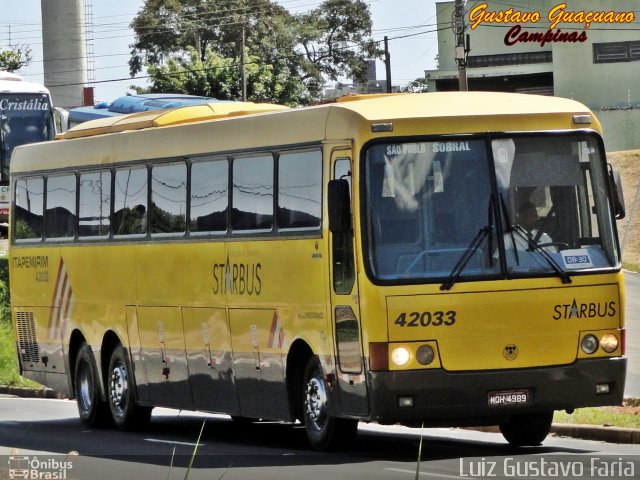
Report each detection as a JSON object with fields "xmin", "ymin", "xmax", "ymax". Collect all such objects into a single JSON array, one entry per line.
[
  {"xmin": 608, "ymin": 164, "xmax": 625, "ymax": 220},
  {"xmin": 328, "ymin": 179, "xmax": 351, "ymax": 233}
]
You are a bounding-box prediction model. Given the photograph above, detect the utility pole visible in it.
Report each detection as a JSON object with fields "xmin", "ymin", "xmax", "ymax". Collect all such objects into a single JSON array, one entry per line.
[
  {"xmin": 452, "ymin": 0, "xmax": 469, "ymax": 91},
  {"xmin": 384, "ymin": 36, "xmax": 392, "ymax": 93}
]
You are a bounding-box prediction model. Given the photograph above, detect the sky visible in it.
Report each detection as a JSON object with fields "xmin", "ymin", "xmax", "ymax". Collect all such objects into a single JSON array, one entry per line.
[{"xmin": 1, "ymin": 0, "xmax": 440, "ymax": 103}]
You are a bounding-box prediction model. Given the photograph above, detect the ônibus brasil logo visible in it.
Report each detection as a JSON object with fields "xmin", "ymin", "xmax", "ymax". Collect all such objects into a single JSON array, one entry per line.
[{"xmin": 8, "ymin": 455, "xmax": 74, "ymax": 480}]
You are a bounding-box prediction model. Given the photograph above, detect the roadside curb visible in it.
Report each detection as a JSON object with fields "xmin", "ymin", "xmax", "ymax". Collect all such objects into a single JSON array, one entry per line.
[
  {"xmin": 0, "ymin": 386, "xmax": 65, "ymax": 399},
  {"xmin": 465, "ymin": 423, "xmax": 640, "ymax": 445},
  {"xmin": 551, "ymin": 423, "xmax": 640, "ymax": 444}
]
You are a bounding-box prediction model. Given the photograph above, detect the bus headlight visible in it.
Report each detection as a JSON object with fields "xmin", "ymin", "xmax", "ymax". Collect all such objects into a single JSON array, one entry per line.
[
  {"xmin": 581, "ymin": 334, "xmax": 599, "ymax": 354},
  {"xmin": 600, "ymin": 334, "xmax": 618, "ymax": 353},
  {"xmin": 391, "ymin": 347, "xmax": 410, "ymax": 366},
  {"xmin": 416, "ymin": 345, "xmax": 435, "ymax": 365}
]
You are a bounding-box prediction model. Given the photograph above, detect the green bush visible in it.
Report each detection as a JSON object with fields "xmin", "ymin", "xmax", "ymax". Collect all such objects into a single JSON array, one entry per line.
[
  {"xmin": 0, "ymin": 255, "xmax": 25, "ymax": 385},
  {"xmin": 0, "ymin": 321, "xmax": 23, "ymax": 385},
  {"xmin": 0, "ymin": 257, "xmax": 10, "ymax": 323}
]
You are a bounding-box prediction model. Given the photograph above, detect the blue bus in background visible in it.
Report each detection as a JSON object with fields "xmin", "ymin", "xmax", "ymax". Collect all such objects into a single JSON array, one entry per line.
[{"xmin": 68, "ymin": 93, "xmax": 224, "ymax": 128}]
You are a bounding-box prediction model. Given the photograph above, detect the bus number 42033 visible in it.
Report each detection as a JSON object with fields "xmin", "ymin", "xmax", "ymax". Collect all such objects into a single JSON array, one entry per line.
[{"xmin": 394, "ymin": 311, "xmax": 456, "ymax": 327}]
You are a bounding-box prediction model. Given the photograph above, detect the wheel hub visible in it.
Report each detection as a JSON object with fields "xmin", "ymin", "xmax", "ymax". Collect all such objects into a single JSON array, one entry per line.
[
  {"xmin": 109, "ymin": 362, "xmax": 128, "ymax": 415},
  {"xmin": 305, "ymin": 376, "xmax": 328, "ymax": 430}
]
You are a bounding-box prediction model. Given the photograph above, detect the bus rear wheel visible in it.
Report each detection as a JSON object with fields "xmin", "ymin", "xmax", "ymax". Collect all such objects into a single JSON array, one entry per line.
[
  {"xmin": 74, "ymin": 343, "xmax": 111, "ymax": 427},
  {"xmin": 302, "ymin": 357, "xmax": 357, "ymax": 451},
  {"xmin": 499, "ymin": 411, "xmax": 553, "ymax": 446},
  {"xmin": 107, "ymin": 345, "xmax": 152, "ymax": 430}
]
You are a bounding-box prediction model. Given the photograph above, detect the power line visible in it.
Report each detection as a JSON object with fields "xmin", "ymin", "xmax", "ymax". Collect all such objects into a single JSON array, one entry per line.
[
  {"xmin": 5, "ymin": 0, "xmax": 434, "ymax": 90},
  {"xmin": 44, "ymin": 25, "xmax": 444, "ymax": 89}
]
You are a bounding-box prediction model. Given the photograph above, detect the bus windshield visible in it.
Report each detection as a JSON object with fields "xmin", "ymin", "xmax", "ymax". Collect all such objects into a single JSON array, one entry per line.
[
  {"xmin": 364, "ymin": 133, "xmax": 619, "ymax": 284},
  {"xmin": 0, "ymin": 93, "xmax": 55, "ymax": 179}
]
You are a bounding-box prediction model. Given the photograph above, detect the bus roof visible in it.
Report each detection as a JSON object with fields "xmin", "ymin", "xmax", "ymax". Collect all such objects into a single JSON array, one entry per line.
[
  {"xmin": 329, "ymin": 91, "xmax": 593, "ymax": 120},
  {"xmin": 15, "ymin": 92, "xmax": 599, "ymax": 174},
  {"xmin": 64, "ymin": 92, "xmax": 595, "ymax": 139},
  {"xmin": 62, "ymin": 101, "xmax": 291, "ymax": 139},
  {"xmin": 0, "ymin": 71, "xmax": 50, "ymax": 95}
]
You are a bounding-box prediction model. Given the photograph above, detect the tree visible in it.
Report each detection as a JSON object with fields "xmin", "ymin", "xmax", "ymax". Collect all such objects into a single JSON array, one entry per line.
[
  {"xmin": 0, "ymin": 45, "xmax": 32, "ymax": 72},
  {"xmin": 135, "ymin": 46, "xmax": 307, "ymax": 106},
  {"xmin": 129, "ymin": 0, "xmax": 379, "ymax": 104},
  {"xmin": 401, "ymin": 76, "xmax": 429, "ymax": 93},
  {"xmin": 296, "ymin": 0, "xmax": 380, "ymax": 87}
]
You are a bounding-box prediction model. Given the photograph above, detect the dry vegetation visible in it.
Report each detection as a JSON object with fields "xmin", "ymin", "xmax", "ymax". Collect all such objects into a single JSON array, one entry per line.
[{"xmin": 608, "ymin": 150, "xmax": 640, "ymax": 270}]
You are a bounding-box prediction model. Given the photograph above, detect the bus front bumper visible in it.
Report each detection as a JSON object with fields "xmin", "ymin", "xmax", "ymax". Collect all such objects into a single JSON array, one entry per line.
[{"xmin": 367, "ymin": 358, "xmax": 626, "ymax": 426}]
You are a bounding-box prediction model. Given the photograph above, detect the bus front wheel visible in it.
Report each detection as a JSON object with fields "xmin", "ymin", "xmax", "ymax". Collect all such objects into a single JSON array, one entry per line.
[
  {"xmin": 499, "ymin": 411, "xmax": 553, "ymax": 446},
  {"xmin": 302, "ymin": 357, "xmax": 357, "ymax": 451},
  {"xmin": 107, "ymin": 345, "xmax": 152, "ymax": 429},
  {"xmin": 74, "ymin": 343, "xmax": 111, "ymax": 427}
]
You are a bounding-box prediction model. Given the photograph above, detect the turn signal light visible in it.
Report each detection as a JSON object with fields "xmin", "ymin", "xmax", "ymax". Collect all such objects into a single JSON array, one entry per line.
[
  {"xmin": 599, "ymin": 334, "xmax": 618, "ymax": 353},
  {"xmin": 369, "ymin": 342, "xmax": 389, "ymax": 371}
]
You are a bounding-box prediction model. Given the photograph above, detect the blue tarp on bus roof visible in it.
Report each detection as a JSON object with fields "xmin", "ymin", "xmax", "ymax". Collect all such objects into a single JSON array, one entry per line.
[{"xmin": 69, "ymin": 93, "xmax": 230, "ymax": 124}]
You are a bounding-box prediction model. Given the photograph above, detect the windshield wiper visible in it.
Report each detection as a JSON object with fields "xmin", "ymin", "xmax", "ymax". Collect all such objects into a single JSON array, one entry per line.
[
  {"xmin": 441, "ymin": 196, "xmax": 496, "ymax": 291},
  {"xmin": 510, "ymin": 225, "xmax": 572, "ymax": 284},
  {"xmin": 440, "ymin": 226, "xmax": 491, "ymax": 291}
]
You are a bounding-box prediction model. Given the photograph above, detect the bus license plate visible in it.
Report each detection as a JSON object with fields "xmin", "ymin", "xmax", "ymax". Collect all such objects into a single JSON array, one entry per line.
[{"xmin": 488, "ymin": 389, "xmax": 530, "ymax": 407}]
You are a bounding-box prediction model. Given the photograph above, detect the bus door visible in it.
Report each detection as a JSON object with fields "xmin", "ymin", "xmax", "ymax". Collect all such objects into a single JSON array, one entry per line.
[{"xmin": 329, "ymin": 148, "xmax": 368, "ymax": 416}]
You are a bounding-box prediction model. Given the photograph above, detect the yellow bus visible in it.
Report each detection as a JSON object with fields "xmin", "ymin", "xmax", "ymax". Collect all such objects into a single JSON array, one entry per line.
[{"xmin": 9, "ymin": 93, "xmax": 627, "ymax": 450}]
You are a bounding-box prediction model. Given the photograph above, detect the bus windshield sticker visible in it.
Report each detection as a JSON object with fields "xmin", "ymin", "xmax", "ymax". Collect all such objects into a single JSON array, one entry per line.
[
  {"xmin": 433, "ymin": 160, "xmax": 443, "ymax": 192},
  {"xmin": 561, "ymin": 249, "xmax": 594, "ymax": 270}
]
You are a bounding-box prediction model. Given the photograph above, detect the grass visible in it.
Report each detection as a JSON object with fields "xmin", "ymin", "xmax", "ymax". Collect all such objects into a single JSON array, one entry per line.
[
  {"xmin": 0, "ymin": 320, "xmax": 24, "ymax": 386},
  {"xmin": 554, "ymin": 405, "xmax": 640, "ymax": 430},
  {"xmin": 0, "ymin": 320, "xmax": 39, "ymax": 388}
]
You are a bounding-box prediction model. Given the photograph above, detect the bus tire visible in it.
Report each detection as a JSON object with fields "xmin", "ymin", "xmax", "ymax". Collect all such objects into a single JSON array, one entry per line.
[
  {"xmin": 499, "ymin": 411, "xmax": 553, "ymax": 447},
  {"xmin": 107, "ymin": 345, "xmax": 152, "ymax": 430},
  {"xmin": 74, "ymin": 343, "xmax": 111, "ymax": 427},
  {"xmin": 302, "ymin": 356, "xmax": 358, "ymax": 451}
]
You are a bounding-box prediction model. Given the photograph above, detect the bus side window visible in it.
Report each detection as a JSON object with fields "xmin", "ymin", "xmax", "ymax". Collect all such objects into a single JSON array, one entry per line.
[
  {"xmin": 332, "ymin": 158, "xmax": 355, "ymax": 295},
  {"xmin": 14, "ymin": 177, "xmax": 44, "ymax": 241},
  {"xmin": 114, "ymin": 167, "xmax": 148, "ymax": 236},
  {"xmin": 190, "ymin": 158, "xmax": 228, "ymax": 234},
  {"xmin": 45, "ymin": 174, "xmax": 77, "ymax": 239},
  {"xmin": 151, "ymin": 162, "xmax": 187, "ymax": 236},
  {"xmin": 79, "ymin": 170, "xmax": 111, "ymax": 238},
  {"xmin": 277, "ymin": 150, "xmax": 322, "ymax": 231},
  {"xmin": 231, "ymin": 155, "xmax": 274, "ymax": 232}
]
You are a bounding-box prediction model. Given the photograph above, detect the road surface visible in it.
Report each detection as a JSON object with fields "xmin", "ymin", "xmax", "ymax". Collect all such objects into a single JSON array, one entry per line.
[{"xmin": 0, "ymin": 398, "xmax": 638, "ymax": 480}]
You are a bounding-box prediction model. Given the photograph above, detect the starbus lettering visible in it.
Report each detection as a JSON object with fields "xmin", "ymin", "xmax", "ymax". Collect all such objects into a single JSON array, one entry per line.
[
  {"xmin": 553, "ymin": 299, "xmax": 616, "ymax": 320},
  {"xmin": 212, "ymin": 257, "xmax": 262, "ymax": 296},
  {"xmin": 0, "ymin": 98, "xmax": 50, "ymax": 111}
]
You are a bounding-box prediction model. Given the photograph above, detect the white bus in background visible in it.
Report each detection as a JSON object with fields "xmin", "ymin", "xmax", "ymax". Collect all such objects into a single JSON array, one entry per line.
[{"xmin": 0, "ymin": 71, "xmax": 65, "ymax": 234}]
